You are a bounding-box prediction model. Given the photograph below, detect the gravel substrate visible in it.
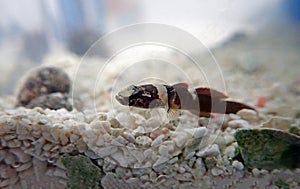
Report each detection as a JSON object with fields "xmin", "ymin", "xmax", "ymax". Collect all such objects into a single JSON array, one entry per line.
[{"xmin": 0, "ymin": 25, "xmax": 300, "ymax": 189}]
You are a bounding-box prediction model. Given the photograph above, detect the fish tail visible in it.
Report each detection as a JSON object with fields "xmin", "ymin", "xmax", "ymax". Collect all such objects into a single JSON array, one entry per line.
[{"xmin": 224, "ymin": 100, "xmax": 256, "ymax": 114}]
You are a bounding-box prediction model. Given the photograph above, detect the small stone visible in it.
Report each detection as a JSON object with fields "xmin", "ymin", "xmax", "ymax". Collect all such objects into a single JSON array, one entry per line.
[
  {"xmin": 224, "ymin": 134, "xmax": 235, "ymax": 145},
  {"xmin": 196, "ymin": 144, "xmax": 220, "ymax": 158},
  {"xmin": 4, "ymin": 152, "xmax": 16, "ymax": 165},
  {"xmin": 262, "ymin": 117, "xmax": 292, "ymax": 130},
  {"xmin": 175, "ymin": 173, "xmax": 192, "ymax": 181},
  {"xmin": 111, "ymin": 128, "xmax": 125, "ymax": 137},
  {"xmin": 229, "ymin": 114, "xmax": 241, "ymax": 120},
  {"xmin": 16, "ymin": 162, "xmax": 32, "ymax": 172},
  {"xmin": 151, "ymin": 134, "xmax": 164, "ymax": 147},
  {"xmin": 123, "ymin": 132, "xmax": 136, "ymax": 143},
  {"xmin": 232, "ymin": 160, "xmax": 244, "ymax": 170},
  {"xmin": 195, "ymin": 158, "xmax": 206, "ymax": 174},
  {"xmin": 153, "ymin": 156, "xmax": 169, "ymax": 167},
  {"xmin": 252, "ymin": 168, "xmax": 260, "ymax": 177},
  {"xmin": 168, "ymin": 157, "xmax": 178, "ymax": 164},
  {"xmin": 140, "ymin": 175, "xmax": 149, "ymax": 181},
  {"xmin": 9, "ymin": 148, "xmax": 31, "ymax": 163},
  {"xmin": 184, "ymin": 151, "xmax": 195, "ymax": 160},
  {"xmin": 16, "ymin": 66, "xmax": 71, "ymax": 107},
  {"xmin": 84, "ymin": 150, "xmax": 100, "ymax": 159},
  {"xmin": 25, "ymin": 93, "xmax": 74, "ymax": 111},
  {"xmin": 172, "ymin": 131, "xmax": 189, "ymax": 148},
  {"xmin": 228, "ymin": 119, "xmax": 250, "ymax": 129},
  {"xmin": 133, "ymin": 126, "xmax": 146, "ymax": 136},
  {"xmin": 204, "ymin": 157, "xmax": 217, "ymax": 169},
  {"xmin": 184, "ymin": 127, "xmax": 208, "ymax": 139},
  {"xmin": 70, "ymin": 134, "xmax": 79, "ymax": 143},
  {"xmin": 143, "ymin": 149, "xmax": 154, "ymax": 158},
  {"xmin": 0, "ymin": 150, "xmax": 7, "ymax": 162},
  {"xmin": 113, "ymin": 135, "xmax": 128, "ymax": 146},
  {"xmin": 237, "ymin": 109, "xmax": 258, "ymax": 122},
  {"xmin": 150, "ymin": 127, "xmax": 170, "ymax": 139},
  {"xmin": 136, "ymin": 136, "xmax": 152, "ymax": 147},
  {"xmin": 109, "ymin": 118, "xmax": 122, "ymax": 128},
  {"xmin": 158, "ymin": 145, "xmax": 170, "ymax": 157},
  {"xmin": 211, "ymin": 167, "xmax": 224, "ymax": 176},
  {"xmin": 116, "ymin": 112, "xmax": 136, "ymax": 129},
  {"xmin": 98, "ymin": 146, "xmax": 118, "ymax": 157}
]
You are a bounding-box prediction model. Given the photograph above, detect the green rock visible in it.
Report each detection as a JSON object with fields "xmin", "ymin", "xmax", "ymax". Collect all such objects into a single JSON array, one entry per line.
[
  {"xmin": 62, "ymin": 154, "xmax": 101, "ymax": 189},
  {"xmin": 234, "ymin": 128, "xmax": 300, "ymax": 170}
]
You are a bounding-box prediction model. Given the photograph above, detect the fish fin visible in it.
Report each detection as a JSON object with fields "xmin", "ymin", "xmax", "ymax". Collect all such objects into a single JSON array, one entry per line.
[
  {"xmin": 167, "ymin": 108, "xmax": 181, "ymax": 120},
  {"xmin": 195, "ymin": 88, "xmax": 228, "ymax": 99},
  {"xmin": 199, "ymin": 111, "xmax": 213, "ymax": 118},
  {"xmin": 173, "ymin": 82, "xmax": 189, "ymax": 89},
  {"xmin": 225, "ymin": 101, "xmax": 256, "ymax": 114}
]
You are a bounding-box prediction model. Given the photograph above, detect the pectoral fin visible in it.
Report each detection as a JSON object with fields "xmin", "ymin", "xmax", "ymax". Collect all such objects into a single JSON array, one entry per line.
[{"xmin": 167, "ymin": 108, "xmax": 181, "ymax": 120}]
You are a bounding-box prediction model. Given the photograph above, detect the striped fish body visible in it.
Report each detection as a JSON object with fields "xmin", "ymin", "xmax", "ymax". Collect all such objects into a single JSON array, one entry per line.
[{"xmin": 116, "ymin": 83, "xmax": 255, "ymax": 118}]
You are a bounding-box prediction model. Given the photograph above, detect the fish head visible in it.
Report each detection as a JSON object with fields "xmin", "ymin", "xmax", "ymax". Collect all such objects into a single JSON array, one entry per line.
[{"xmin": 116, "ymin": 84, "xmax": 165, "ymax": 109}]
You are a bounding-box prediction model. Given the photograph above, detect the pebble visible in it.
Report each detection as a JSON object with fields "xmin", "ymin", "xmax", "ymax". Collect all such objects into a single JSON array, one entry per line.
[
  {"xmin": 9, "ymin": 148, "xmax": 31, "ymax": 163},
  {"xmin": 16, "ymin": 66, "xmax": 71, "ymax": 107},
  {"xmin": 252, "ymin": 168, "xmax": 260, "ymax": 177},
  {"xmin": 211, "ymin": 167, "xmax": 224, "ymax": 176},
  {"xmin": 136, "ymin": 136, "xmax": 152, "ymax": 147},
  {"xmin": 196, "ymin": 144, "xmax": 220, "ymax": 158},
  {"xmin": 98, "ymin": 146, "xmax": 118, "ymax": 157},
  {"xmin": 133, "ymin": 126, "xmax": 146, "ymax": 136},
  {"xmin": 195, "ymin": 158, "xmax": 206, "ymax": 174},
  {"xmin": 153, "ymin": 156, "xmax": 169, "ymax": 167},
  {"xmin": 172, "ymin": 131, "xmax": 189, "ymax": 148},
  {"xmin": 184, "ymin": 127, "xmax": 208, "ymax": 139},
  {"xmin": 168, "ymin": 157, "xmax": 178, "ymax": 164},
  {"xmin": 123, "ymin": 132, "xmax": 136, "ymax": 143},
  {"xmin": 237, "ymin": 109, "xmax": 258, "ymax": 122},
  {"xmin": 158, "ymin": 145, "xmax": 169, "ymax": 157},
  {"xmin": 84, "ymin": 150, "xmax": 100, "ymax": 159},
  {"xmin": 227, "ymin": 119, "xmax": 250, "ymax": 129},
  {"xmin": 143, "ymin": 149, "xmax": 154, "ymax": 158},
  {"xmin": 232, "ymin": 160, "xmax": 244, "ymax": 170},
  {"xmin": 151, "ymin": 134, "xmax": 164, "ymax": 147},
  {"xmin": 184, "ymin": 151, "xmax": 195, "ymax": 160},
  {"xmin": 229, "ymin": 113, "xmax": 241, "ymax": 120},
  {"xmin": 116, "ymin": 113, "xmax": 136, "ymax": 129},
  {"xmin": 15, "ymin": 162, "xmax": 32, "ymax": 172},
  {"xmin": 175, "ymin": 172, "xmax": 192, "ymax": 181}
]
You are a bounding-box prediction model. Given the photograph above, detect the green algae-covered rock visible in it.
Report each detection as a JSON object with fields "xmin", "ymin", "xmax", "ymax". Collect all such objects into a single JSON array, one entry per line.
[
  {"xmin": 234, "ymin": 128, "xmax": 300, "ymax": 170},
  {"xmin": 62, "ymin": 154, "xmax": 101, "ymax": 189}
]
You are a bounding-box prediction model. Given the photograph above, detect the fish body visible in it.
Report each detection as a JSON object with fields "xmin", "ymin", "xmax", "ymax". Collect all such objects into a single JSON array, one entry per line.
[{"xmin": 116, "ymin": 83, "xmax": 255, "ymax": 118}]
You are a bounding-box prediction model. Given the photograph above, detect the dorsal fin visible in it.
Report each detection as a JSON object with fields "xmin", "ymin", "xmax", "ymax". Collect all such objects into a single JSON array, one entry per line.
[
  {"xmin": 195, "ymin": 88, "xmax": 228, "ymax": 99},
  {"xmin": 173, "ymin": 82, "xmax": 189, "ymax": 89}
]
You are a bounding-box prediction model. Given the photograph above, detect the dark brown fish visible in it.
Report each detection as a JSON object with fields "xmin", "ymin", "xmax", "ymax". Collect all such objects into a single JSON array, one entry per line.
[{"xmin": 116, "ymin": 82, "xmax": 255, "ymax": 118}]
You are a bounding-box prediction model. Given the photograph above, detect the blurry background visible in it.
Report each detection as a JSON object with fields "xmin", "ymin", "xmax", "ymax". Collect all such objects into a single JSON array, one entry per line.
[{"xmin": 0, "ymin": 0, "xmax": 299, "ymax": 95}]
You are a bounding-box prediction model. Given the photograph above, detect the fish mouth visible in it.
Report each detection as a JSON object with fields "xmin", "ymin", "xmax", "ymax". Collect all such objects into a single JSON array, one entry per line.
[{"xmin": 115, "ymin": 94, "xmax": 129, "ymax": 105}]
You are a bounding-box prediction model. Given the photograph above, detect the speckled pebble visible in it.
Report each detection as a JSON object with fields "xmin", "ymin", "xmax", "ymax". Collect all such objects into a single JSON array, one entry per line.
[{"xmin": 136, "ymin": 136, "xmax": 152, "ymax": 147}]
